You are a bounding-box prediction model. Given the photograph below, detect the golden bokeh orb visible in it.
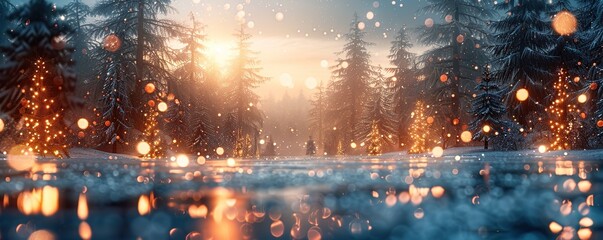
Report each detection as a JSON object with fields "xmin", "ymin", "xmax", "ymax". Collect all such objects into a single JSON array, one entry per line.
[
  {"xmin": 144, "ymin": 83, "xmax": 156, "ymax": 94},
  {"xmin": 157, "ymin": 102, "xmax": 168, "ymax": 112},
  {"xmin": 7, "ymin": 145, "xmax": 36, "ymax": 171},
  {"xmin": 516, "ymin": 88, "xmax": 529, "ymax": 102},
  {"xmin": 432, "ymin": 146, "xmax": 444, "ymax": 158},
  {"xmin": 482, "ymin": 125, "xmax": 491, "ymax": 133},
  {"xmin": 136, "ymin": 142, "xmax": 151, "ymax": 155},
  {"xmin": 552, "ymin": 11, "xmax": 578, "ymax": 36},
  {"xmin": 460, "ymin": 131, "xmax": 472, "ymax": 143},
  {"xmin": 77, "ymin": 118, "xmax": 89, "ymax": 130},
  {"xmin": 103, "ymin": 34, "xmax": 122, "ymax": 52}
]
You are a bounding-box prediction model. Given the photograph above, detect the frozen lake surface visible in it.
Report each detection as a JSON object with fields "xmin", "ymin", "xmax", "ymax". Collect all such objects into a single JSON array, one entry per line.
[{"xmin": 0, "ymin": 147, "xmax": 600, "ymax": 239}]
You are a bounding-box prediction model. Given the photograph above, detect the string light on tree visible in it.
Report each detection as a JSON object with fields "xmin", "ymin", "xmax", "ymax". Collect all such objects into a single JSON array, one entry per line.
[
  {"xmin": 22, "ymin": 59, "xmax": 68, "ymax": 157},
  {"xmin": 367, "ymin": 120, "xmax": 382, "ymax": 156},
  {"xmin": 409, "ymin": 101, "xmax": 429, "ymax": 153},
  {"xmin": 547, "ymin": 69, "xmax": 576, "ymax": 150}
]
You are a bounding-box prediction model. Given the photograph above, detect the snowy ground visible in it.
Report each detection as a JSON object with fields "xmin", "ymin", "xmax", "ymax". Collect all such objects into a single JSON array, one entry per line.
[{"xmin": 0, "ymin": 147, "xmax": 600, "ymax": 239}]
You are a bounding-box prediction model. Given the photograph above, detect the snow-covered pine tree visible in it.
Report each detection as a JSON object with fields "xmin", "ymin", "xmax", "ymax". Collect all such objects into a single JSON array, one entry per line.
[
  {"xmin": 356, "ymin": 68, "xmax": 397, "ymax": 152},
  {"xmin": 309, "ymin": 80, "xmax": 326, "ymax": 153},
  {"xmin": 326, "ymin": 14, "xmax": 376, "ymax": 153},
  {"xmin": 408, "ymin": 101, "xmax": 429, "ymax": 154},
  {"xmin": 169, "ymin": 14, "xmax": 213, "ymax": 154},
  {"xmin": 92, "ymin": 0, "xmax": 182, "ymax": 131},
  {"xmin": 0, "ymin": 0, "xmax": 14, "ymax": 51},
  {"xmin": 490, "ymin": 0, "xmax": 555, "ymax": 127},
  {"xmin": 0, "ymin": 0, "xmax": 78, "ymax": 157},
  {"xmin": 65, "ymin": 0, "xmax": 93, "ymax": 88},
  {"xmin": 226, "ymin": 25, "xmax": 268, "ymax": 157},
  {"xmin": 387, "ymin": 27, "xmax": 416, "ymax": 149},
  {"xmin": 417, "ymin": 0, "xmax": 492, "ymax": 143},
  {"xmin": 469, "ymin": 65, "xmax": 508, "ymax": 149},
  {"xmin": 96, "ymin": 52, "xmax": 133, "ymax": 153}
]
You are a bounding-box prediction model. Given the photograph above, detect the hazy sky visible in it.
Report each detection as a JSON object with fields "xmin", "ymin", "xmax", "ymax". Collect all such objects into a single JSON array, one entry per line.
[{"xmin": 48, "ymin": 0, "xmax": 430, "ymax": 100}]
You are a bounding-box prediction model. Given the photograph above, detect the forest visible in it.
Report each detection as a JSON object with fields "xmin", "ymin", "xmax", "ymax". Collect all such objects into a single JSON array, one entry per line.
[{"xmin": 0, "ymin": 0, "xmax": 601, "ymax": 159}]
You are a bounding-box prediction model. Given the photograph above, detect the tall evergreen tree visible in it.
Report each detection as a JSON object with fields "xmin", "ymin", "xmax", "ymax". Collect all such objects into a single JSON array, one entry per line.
[
  {"xmin": 387, "ymin": 27, "xmax": 416, "ymax": 149},
  {"xmin": 226, "ymin": 25, "xmax": 268, "ymax": 157},
  {"xmin": 326, "ymin": 14, "xmax": 375, "ymax": 153},
  {"xmin": 95, "ymin": 51, "xmax": 133, "ymax": 153},
  {"xmin": 92, "ymin": 0, "xmax": 182, "ymax": 130},
  {"xmin": 469, "ymin": 65, "xmax": 508, "ymax": 148},
  {"xmin": 0, "ymin": 0, "xmax": 14, "ymax": 52},
  {"xmin": 169, "ymin": 14, "xmax": 211, "ymax": 153},
  {"xmin": 490, "ymin": 0, "xmax": 555, "ymax": 127},
  {"xmin": 0, "ymin": 0, "xmax": 78, "ymax": 157},
  {"xmin": 417, "ymin": 0, "xmax": 492, "ymax": 142},
  {"xmin": 356, "ymin": 69, "xmax": 397, "ymax": 151},
  {"xmin": 65, "ymin": 0, "xmax": 93, "ymax": 88},
  {"xmin": 308, "ymin": 80, "xmax": 326, "ymax": 152}
]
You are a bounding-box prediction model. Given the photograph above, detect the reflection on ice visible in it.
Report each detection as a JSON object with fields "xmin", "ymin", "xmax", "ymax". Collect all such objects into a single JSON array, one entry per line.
[{"xmin": 0, "ymin": 151, "xmax": 599, "ymax": 239}]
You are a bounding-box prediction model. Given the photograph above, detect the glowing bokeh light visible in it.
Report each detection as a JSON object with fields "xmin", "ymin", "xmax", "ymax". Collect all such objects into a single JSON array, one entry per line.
[
  {"xmin": 77, "ymin": 118, "xmax": 89, "ymax": 130},
  {"xmin": 516, "ymin": 88, "xmax": 529, "ymax": 102},
  {"xmin": 552, "ymin": 11, "xmax": 578, "ymax": 36},
  {"xmin": 460, "ymin": 131, "xmax": 472, "ymax": 143},
  {"xmin": 144, "ymin": 83, "xmax": 156, "ymax": 94},
  {"xmin": 305, "ymin": 77, "xmax": 318, "ymax": 90},
  {"xmin": 197, "ymin": 156, "xmax": 206, "ymax": 165},
  {"xmin": 136, "ymin": 142, "xmax": 151, "ymax": 155},
  {"xmin": 578, "ymin": 94, "xmax": 587, "ymax": 103},
  {"xmin": 538, "ymin": 145, "xmax": 547, "ymax": 153},
  {"xmin": 216, "ymin": 147, "xmax": 225, "ymax": 155},
  {"xmin": 432, "ymin": 146, "xmax": 444, "ymax": 158},
  {"xmin": 227, "ymin": 158, "xmax": 236, "ymax": 167},
  {"xmin": 275, "ymin": 12, "xmax": 284, "ymax": 21},
  {"xmin": 103, "ymin": 34, "xmax": 122, "ymax": 52},
  {"xmin": 157, "ymin": 102, "xmax": 168, "ymax": 112},
  {"xmin": 176, "ymin": 154, "xmax": 190, "ymax": 167},
  {"xmin": 7, "ymin": 145, "xmax": 36, "ymax": 171}
]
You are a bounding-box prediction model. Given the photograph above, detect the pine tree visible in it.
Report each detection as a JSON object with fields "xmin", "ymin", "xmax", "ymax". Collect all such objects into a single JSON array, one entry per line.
[
  {"xmin": 326, "ymin": 14, "xmax": 375, "ymax": 153},
  {"xmin": 226, "ymin": 25, "xmax": 268, "ymax": 156},
  {"xmin": 408, "ymin": 101, "xmax": 429, "ymax": 154},
  {"xmin": 170, "ymin": 14, "xmax": 213, "ymax": 154},
  {"xmin": 92, "ymin": 0, "xmax": 182, "ymax": 130},
  {"xmin": 417, "ymin": 0, "xmax": 492, "ymax": 142},
  {"xmin": 65, "ymin": 0, "xmax": 93, "ymax": 90},
  {"xmin": 490, "ymin": 0, "xmax": 555, "ymax": 127},
  {"xmin": 387, "ymin": 27, "xmax": 416, "ymax": 149},
  {"xmin": 356, "ymin": 69, "xmax": 397, "ymax": 151},
  {"xmin": 0, "ymin": 0, "xmax": 78, "ymax": 157},
  {"xmin": 96, "ymin": 52, "xmax": 133, "ymax": 153},
  {"xmin": 547, "ymin": 69, "xmax": 578, "ymax": 150},
  {"xmin": 469, "ymin": 65, "xmax": 508, "ymax": 149},
  {"xmin": 309, "ymin": 80, "xmax": 326, "ymax": 152},
  {"xmin": 0, "ymin": 0, "xmax": 14, "ymax": 50}
]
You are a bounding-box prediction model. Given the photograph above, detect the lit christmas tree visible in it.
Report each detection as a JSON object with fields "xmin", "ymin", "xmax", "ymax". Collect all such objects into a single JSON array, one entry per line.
[
  {"xmin": 408, "ymin": 101, "xmax": 429, "ymax": 154},
  {"xmin": 0, "ymin": 0, "xmax": 78, "ymax": 157},
  {"xmin": 367, "ymin": 120, "xmax": 382, "ymax": 156},
  {"xmin": 547, "ymin": 69, "xmax": 577, "ymax": 150},
  {"xmin": 140, "ymin": 84, "xmax": 164, "ymax": 159},
  {"xmin": 336, "ymin": 140, "xmax": 344, "ymax": 156}
]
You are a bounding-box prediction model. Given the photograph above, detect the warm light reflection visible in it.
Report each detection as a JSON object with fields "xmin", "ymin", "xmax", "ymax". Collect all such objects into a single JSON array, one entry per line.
[
  {"xmin": 41, "ymin": 186, "xmax": 59, "ymax": 217},
  {"xmin": 79, "ymin": 221, "xmax": 92, "ymax": 240},
  {"xmin": 138, "ymin": 194, "xmax": 151, "ymax": 215},
  {"xmin": 78, "ymin": 193, "xmax": 89, "ymax": 220}
]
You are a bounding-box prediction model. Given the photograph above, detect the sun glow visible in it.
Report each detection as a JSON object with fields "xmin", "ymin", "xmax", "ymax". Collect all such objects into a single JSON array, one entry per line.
[{"xmin": 204, "ymin": 41, "xmax": 235, "ymax": 71}]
